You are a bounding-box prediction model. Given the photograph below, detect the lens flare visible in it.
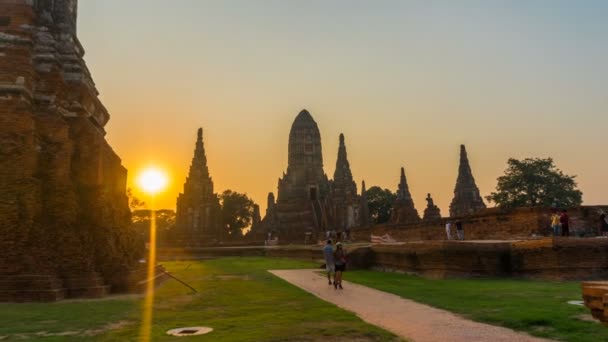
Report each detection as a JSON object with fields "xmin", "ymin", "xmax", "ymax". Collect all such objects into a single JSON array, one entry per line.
[{"xmin": 137, "ymin": 168, "xmax": 168, "ymax": 195}]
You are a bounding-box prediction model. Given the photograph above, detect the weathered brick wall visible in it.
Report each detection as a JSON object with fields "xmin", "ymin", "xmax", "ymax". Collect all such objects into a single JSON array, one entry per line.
[
  {"xmin": 0, "ymin": 0, "xmax": 143, "ymax": 301},
  {"xmin": 367, "ymin": 238, "xmax": 608, "ymax": 280},
  {"xmin": 350, "ymin": 206, "xmax": 606, "ymax": 243}
]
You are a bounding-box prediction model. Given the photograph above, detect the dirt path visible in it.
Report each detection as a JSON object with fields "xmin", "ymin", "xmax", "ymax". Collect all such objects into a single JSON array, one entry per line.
[{"xmin": 269, "ymin": 269, "xmax": 552, "ymax": 342}]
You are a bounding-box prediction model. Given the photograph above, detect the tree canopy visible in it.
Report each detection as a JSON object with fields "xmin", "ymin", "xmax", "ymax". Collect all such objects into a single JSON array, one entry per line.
[
  {"xmin": 220, "ymin": 190, "xmax": 255, "ymax": 238},
  {"xmin": 486, "ymin": 157, "xmax": 582, "ymax": 208},
  {"xmin": 366, "ymin": 186, "xmax": 396, "ymax": 224}
]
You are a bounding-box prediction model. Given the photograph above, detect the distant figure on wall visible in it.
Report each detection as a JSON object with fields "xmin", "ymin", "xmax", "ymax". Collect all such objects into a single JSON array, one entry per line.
[
  {"xmin": 445, "ymin": 221, "xmax": 452, "ymax": 240},
  {"xmin": 551, "ymin": 210, "xmax": 561, "ymax": 236},
  {"xmin": 323, "ymin": 240, "xmax": 335, "ymax": 285},
  {"xmin": 455, "ymin": 220, "xmax": 464, "ymax": 240},
  {"xmin": 600, "ymin": 213, "xmax": 608, "ymax": 237},
  {"xmin": 560, "ymin": 210, "xmax": 570, "ymax": 237}
]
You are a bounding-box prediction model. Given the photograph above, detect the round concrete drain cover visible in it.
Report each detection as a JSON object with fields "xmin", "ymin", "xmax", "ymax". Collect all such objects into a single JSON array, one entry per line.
[
  {"xmin": 166, "ymin": 327, "xmax": 213, "ymax": 336},
  {"xmin": 567, "ymin": 300, "xmax": 584, "ymax": 306}
]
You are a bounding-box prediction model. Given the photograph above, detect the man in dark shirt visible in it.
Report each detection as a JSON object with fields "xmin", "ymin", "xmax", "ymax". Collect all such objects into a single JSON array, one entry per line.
[{"xmin": 560, "ymin": 210, "xmax": 570, "ymax": 237}]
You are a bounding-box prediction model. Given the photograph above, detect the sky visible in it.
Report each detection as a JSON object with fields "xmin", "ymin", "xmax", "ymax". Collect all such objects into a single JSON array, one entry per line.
[{"xmin": 77, "ymin": 0, "xmax": 608, "ymax": 213}]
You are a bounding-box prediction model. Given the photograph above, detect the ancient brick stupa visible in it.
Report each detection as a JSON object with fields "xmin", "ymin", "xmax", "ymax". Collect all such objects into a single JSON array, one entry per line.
[
  {"xmin": 389, "ymin": 167, "xmax": 421, "ymax": 224},
  {"xmin": 174, "ymin": 128, "xmax": 222, "ymax": 245},
  {"xmin": 0, "ymin": 0, "xmax": 143, "ymax": 301},
  {"xmin": 329, "ymin": 134, "xmax": 361, "ymax": 231},
  {"xmin": 259, "ymin": 109, "xmax": 368, "ymax": 240},
  {"xmin": 422, "ymin": 193, "xmax": 442, "ymax": 222},
  {"xmin": 449, "ymin": 145, "xmax": 486, "ymax": 217}
]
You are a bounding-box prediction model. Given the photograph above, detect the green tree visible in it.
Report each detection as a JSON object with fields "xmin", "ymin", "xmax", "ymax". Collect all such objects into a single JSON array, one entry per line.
[
  {"xmin": 486, "ymin": 158, "xmax": 582, "ymax": 208},
  {"xmin": 220, "ymin": 190, "xmax": 255, "ymax": 238},
  {"xmin": 130, "ymin": 209, "xmax": 176, "ymax": 245},
  {"xmin": 366, "ymin": 186, "xmax": 396, "ymax": 224}
]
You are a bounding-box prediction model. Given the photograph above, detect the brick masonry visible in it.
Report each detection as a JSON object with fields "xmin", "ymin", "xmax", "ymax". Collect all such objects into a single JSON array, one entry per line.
[{"xmin": 0, "ymin": 0, "xmax": 144, "ymax": 302}]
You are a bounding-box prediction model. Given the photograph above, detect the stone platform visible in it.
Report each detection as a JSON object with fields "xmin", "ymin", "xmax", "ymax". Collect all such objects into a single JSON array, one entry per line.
[{"xmin": 159, "ymin": 237, "xmax": 608, "ymax": 281}]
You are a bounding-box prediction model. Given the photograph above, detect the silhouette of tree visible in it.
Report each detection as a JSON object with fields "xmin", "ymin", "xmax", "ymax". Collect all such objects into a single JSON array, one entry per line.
[
  {"xmin": 220, "ymin": 190, "xmax": 255, "ymax": 238},
  {"xmin": 127, "ymin": 187, "xmax": 146, "ymax": 210},
  {"xmin": 366, "ymin": 186, "xmax": 396, "ymax": 224},
  {"xmin": 486, "ymin": 158, "xmax": 582, "ymax": 208}
]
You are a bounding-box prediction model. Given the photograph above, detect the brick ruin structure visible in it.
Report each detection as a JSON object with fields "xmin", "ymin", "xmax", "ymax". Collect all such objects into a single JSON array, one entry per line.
[
  {"xmin": 422, "ymin": 193, "xmax": 442, "ymax": 222},
  {"xmin": 449, "ymin": 144, "xmax": 486, "ymax": 217},
  {"xmin": 0, "ymin": 0, "xmax": 144, "ymax": 301},
  {"xmin": 174, "ymin": 128, "xmax": 222, "ymax": 245},
  {"xmin": 389, "ymin": 167, "xmax": 421, "ymax": 224},
  {"xmin": 256, "ymin": 109, "xmax": 369, "ymax": 241}
]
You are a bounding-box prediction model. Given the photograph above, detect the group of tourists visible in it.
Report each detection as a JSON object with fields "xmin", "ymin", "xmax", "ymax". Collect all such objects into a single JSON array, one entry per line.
[
  {"xmin": 322, "ymin": 240, "xmax": 347, "ymax": 289},
  {"xmin": 550, "ymin": 209, "xmax": 571, "ymax": 236},
  {"xmin": 325, "ymin": 229, "xmax": 349, "ymax": 243},
  {"xmin": 445, "ymin": 220, "xmax": 464, "ymax": 240}
]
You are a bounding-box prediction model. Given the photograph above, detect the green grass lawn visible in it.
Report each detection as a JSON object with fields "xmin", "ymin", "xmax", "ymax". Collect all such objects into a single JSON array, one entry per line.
[
  {"xmin": 344, "ymin": 270, "xmax": 606, "ymax": 342},
  {"xmin": 0, "ymin": 258, "xmax": 398, "ymax": 341}
]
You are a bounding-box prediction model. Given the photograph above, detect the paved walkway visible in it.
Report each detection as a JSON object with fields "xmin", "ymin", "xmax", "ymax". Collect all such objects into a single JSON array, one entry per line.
[{"xmin": 269, "ymin": 269, "xmax": 551, "ymax": 342}]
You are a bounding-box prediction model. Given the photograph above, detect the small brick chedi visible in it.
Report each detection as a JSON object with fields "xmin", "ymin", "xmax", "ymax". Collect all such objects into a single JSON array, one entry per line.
[
  {"xmin": 174, "ymin": 128, "xmax": 222, "ymax": 245},
  {"xmin": 449, "ymin": 144, "xmax": 486, "ymax": 217},
  {"xmin": 389, "ymin": 167, "xmax": 421, "ymax": 224},
  {"xmin": 0, "ymin": 0, "xmax": 143, "ymax": 301},
  {"xmin": 257, "ymin": 110, "xmax": 369, "ymax": 240}
]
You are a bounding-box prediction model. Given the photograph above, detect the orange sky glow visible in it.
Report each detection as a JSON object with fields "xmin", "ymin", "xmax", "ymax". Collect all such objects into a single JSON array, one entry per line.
[{"xmin": 77, "ymin": 1, "xmax": 607, "ymax": 213}]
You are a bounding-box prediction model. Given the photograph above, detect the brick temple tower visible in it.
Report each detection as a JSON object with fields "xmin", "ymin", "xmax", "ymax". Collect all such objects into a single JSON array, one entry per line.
[
  {"xmin": 329, "ymin": 133, "xmax": 360, "ymax": 231},
  {"xmin": 175, "ymin": 128, "xmax": 222, "ymax": 245},
  {"xmin": 449, "ymin": 144, "xmax": 486, "ymax": 217},
  {"xmin": 0, "ymin": 0, "xmax": 143, "ymax": 301},
  {"xmin": 389, "ymin": 167, "xmax": 421, "ymax": 224},
  {"xmin": 277, "ymin": 109, "xmax": 330, "ymax": 202}
]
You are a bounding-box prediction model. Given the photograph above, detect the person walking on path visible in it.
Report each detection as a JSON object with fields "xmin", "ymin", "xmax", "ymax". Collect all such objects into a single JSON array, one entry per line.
[
  {"xmin": 455, "ymin": 220, "xmax": 464, "ymax": 240},
  {"xmin": 322, "ymin": 240, "xmax": 335, "ymax": 285},
  {"xmin": 560, "ymin": 209, "xmax": 570, "ymax": 237},
  {"xmin": 551, "ymin": 211, "xmax": 561, "ymax": 236},
  {"xmin": 333, "ymin": 242, "xmax": 347, "ymax": 289},
  {"xmin": 445, "ymin": 221, "xmax": 452, "ymax": 240}
]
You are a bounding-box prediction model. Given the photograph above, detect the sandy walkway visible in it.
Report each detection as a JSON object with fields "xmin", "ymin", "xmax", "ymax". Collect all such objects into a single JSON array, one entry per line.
[{"xmin": 269, "ymin": 269, "xmax": 552, "ymax": 342}]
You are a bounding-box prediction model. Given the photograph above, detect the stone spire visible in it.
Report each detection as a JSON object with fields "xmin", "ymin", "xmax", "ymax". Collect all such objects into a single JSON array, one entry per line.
[
  {"xmin": 389, "ymin": 167, "xmax": 421, "ymax": 224},
  {"xmin": 190, "ymin": 127, "xmax": 210, "ymax": 180},
  {"xmin": 251, "ymin": 204, "xmax": 261, "ymax": 230},
  {"xmin": 333, "ymin": 133, "xmax": 356, "ymax": 191},
  {"xmin": 359, "ymin": 180, "xmax": 370, "ymax": 226},
  {"xmin": 449, "ymin": 145, "xmax": 486, "ymax": 217},
  {"xmin": 423, "ymin": 193, "xmax": 442, "ymax": 222},
  {"xmin": 330, "ymin": 134, "xmax": 359, "ymax": 231},
  {"xmin": 175, "ymin": 128, "xmax": 222, "ymax": 244}
]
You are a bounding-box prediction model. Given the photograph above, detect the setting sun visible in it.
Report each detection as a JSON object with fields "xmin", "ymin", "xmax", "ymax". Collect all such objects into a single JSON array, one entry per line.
[{"xmin": 137, "ymin": 167, "xmax": 169, "ymax": 195}]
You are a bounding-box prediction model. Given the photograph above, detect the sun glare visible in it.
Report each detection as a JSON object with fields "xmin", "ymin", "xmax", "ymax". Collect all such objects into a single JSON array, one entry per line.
[{"xmin": 137, "ymin": 167, "xmax": 168, "ymax": 195}]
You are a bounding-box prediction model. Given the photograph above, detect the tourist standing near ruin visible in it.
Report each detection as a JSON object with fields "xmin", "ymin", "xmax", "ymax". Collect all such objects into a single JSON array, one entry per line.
[
  {"xmin": 455, "ymin": 220, "xmax": 464, "ymax": 240},
  {"xmin": 551, "ymin": 211, "xmax": 561, "ymax": 236},
  {"xmin": 560, "ymin": 210, "xmax": 570, "ymax": 236},
  {"xmin": 334, "ymin": 242, "xmax": 347, "ymax": 289},
  {"xmin": 600, "ymin": 213, "xmax": 608, "ymax": 236},
  {"xmin": 323, "ymin": 240, "xmax": 335, "ymax": 285},
  {"xmin": 445, "ymin": 221, "xmax": 452, "ymax": 240}
]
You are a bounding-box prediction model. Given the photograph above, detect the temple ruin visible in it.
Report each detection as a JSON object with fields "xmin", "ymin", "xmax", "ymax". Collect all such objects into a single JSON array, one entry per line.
[
  {"xmin": 450, "ymin": 144, "xmax": 487, "ymax": 217},
  {"xmin": 389, "ymin": 167, "xmax": 421, "ymax": 224},
  {"xmin": 0, "ymin": 0, "xmax": 143, "ymax": 301},
  {"xmin": 258, "ymin": 110, "xmax": 368, "ymax": 240},
  {"xmin": 174, "ymin": 128, "xmax": 222, "ymax": 245}
]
